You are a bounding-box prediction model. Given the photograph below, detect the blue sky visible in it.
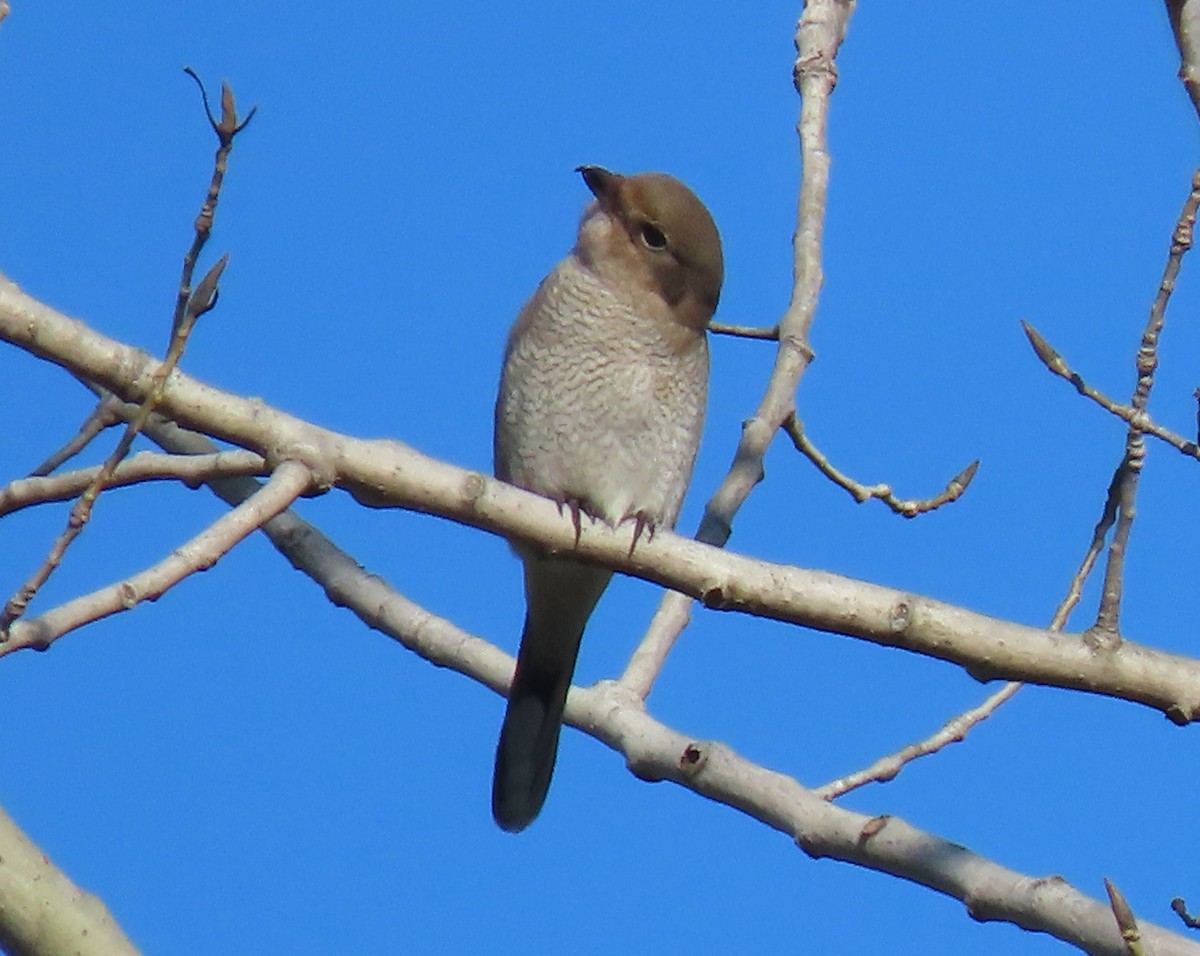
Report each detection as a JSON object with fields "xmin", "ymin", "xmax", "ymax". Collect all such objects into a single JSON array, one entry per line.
[{"xmin": 3, "ymin": 2, "xmax": 1200, "ymax": 953}]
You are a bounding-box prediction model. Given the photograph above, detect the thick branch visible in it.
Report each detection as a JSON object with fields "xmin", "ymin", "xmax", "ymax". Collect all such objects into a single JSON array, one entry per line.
[
  {"xmin": 3, "ymin": 279, "xmax": 1200, "ymax": 721},
  {"xmin": 0, "ymin": 805, "xmax": 138, "ymax": 956}
]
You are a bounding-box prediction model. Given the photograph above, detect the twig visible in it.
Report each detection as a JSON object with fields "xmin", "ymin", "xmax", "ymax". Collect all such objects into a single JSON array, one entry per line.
[
  {"xmin": 785, "ymin": 412, "xmax": 978, "ymax": 517},
  {"xmin": 1023, "ymin": 322, "xmax": 1200, "ymax": 459},
  {"xmin": 1172, "ymin": 897, "xmax": 1200, "ymax": 930},
  {"xmin": 0, "ymin": 72, "xmax": 254, "ymax": 634},
  {"xmin": 815, "ymin": 682, "xmax": 1021, "ymax": 800},
  {"xmin": 834, "ymin": 167, "xmax": 1200, "ymax": 795},
  {"xmin": 709, "ymin": 320, "xmax": 780, "ymax": 340},
  {"xmin": 816, "ymin": 427, "xmax": 1119, "ymax": 799},
  {"xmin": 2, "ymin": 460, "xmax": 310, "ymax": 655},
  {"xmin": 1095, "ymin": 164, "xmax": 1200, "ymax": 637},
  {"xmin": 176, "ymin": 69, "xmax": 256, "ymax": 340},
  {"xmin": 29, "ymin": 396, "xmax": 123, "ymax": 476},
  {"xmin": 0, "ymin": 450, "xmax": 267, "ymax": 517},
  {"xmin": 1194, "ymin": 387, "xmax": 1200, "ymax": 444},
  {"xmin": 619, "ymin": 0, "xmax": 856, "ymax": 699}
]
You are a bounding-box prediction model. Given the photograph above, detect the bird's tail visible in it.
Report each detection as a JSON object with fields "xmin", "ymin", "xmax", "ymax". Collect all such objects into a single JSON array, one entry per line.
[{"xmin": 492, "ymin": 555, "xmax": 612, "ymax": 832}]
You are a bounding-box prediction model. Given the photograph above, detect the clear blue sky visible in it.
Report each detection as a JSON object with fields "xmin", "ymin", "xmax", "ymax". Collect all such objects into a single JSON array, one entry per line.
[{"xmin": 3, "ymin": 2, "xmax": 1199, "ymax": 953}]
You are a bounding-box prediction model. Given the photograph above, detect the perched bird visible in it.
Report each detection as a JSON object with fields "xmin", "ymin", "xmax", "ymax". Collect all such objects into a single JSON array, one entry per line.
[{"xmin": 492, "ymin": 165, "xmax": 723, "ymax": 831}]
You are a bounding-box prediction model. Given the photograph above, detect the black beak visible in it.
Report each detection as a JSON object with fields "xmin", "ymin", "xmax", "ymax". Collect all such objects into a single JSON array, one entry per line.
[{"xmin": 576, "ymin": 165, "xmax": 622, "ymax": 203}]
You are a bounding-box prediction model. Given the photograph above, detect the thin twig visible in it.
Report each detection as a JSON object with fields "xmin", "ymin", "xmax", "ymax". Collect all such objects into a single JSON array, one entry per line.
[
  {"xmin": 784, "ymin": 412, "xmax": 978, "ymax": 517},
  {"xmin": 1023, "ymin": 322, "xmax": 1200, "ymax": 460},
  {"xmin": 177, "ymin": 70, "xmax": 256, "ymax": 340},
  {"xmin": 0, "ymin": 73, "xmax": 254, "ymax": 634},
  {"xmin": 815, "ymin": 682, "xmax": 1022, "ymax": 800},
  {"xmin": 1166, "ymin": 0, "xmax": 1200, "ymax": 121},
  {"xmin": 1, "ymin": 450, "xmax": 267, "ymax": 517},
  {"xmin": 709, "ymin": 320, "xmax": 780, "ymax": 340},
  {"xmin": 2, "ymin": 460, "xmax": 310, "ymax": 655},
  {"xmin": 836, "ymin": 164, "xmax": 1200, "ymax": 789},
  {"xmin": 816, "ymin": 431, "xmax": 1118, "ymax": 798},
  {"xmin": 29, "ymin": 397, "xmax": 123, "ymax": 476},
  {"xmin": 1171, "ymin": 897, "xmax": 1200, "ymax": 930},
  {"xmin": 1095, "ymin": 165, "xmax": 1200, "ymax": 636}
]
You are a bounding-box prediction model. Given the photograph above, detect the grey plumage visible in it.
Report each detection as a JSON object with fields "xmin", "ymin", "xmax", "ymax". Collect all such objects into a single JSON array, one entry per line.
[{"xmin": 492, "ymin": 165, "xmax": 723, "ymax": 832}]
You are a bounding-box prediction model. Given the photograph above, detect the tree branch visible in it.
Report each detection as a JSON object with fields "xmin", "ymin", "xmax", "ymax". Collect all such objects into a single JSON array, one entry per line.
[
  {"xmin": 2, "ymin": 460, "xmax": 311, "ymax": 653},
  {"xmin": 4, "ymin": 280, "xmax": 1200, "ymax": 721},
  {"xmin": 0, "ymin": 804, "xmax": 138, "ymax": 956},
  {"xmin": 85, "ymin": 403, "xmax": 1200, "ymax": 956},
  {"xmin": 0, "ymin": 450, "xmax": 266, "ymax": 517}
]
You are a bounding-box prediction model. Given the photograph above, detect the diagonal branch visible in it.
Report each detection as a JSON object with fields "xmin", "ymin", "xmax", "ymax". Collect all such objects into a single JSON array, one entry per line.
[
  {"xmin": 1022, "ymin": 322, "xmax": 1200, "ymax": 459},
  {"xmin": 1, "ymin": 460, "xmax": 311, "ymax": 654},
  {"xmin": 621, "ymin": 0, "xmax": 855, "ymax": 698},
  {"xmin": 1093, "ymin": 164, "xmax": 1200, "ymax": 636},
  {"xmin": 0, "ymin": 805, "xmax": 138, "ymax": 956}
]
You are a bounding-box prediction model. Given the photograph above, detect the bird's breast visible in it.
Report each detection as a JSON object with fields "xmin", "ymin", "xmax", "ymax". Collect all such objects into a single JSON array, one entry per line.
[{"xmin": 495, "ymin": 255, "xmax": 708, "ymax": 530}]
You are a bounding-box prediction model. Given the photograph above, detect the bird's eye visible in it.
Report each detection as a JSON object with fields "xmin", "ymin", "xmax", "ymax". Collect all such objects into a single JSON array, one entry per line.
[{"xmin": 639, "ymin": 222, "xmax": 668, "ymax": 251}]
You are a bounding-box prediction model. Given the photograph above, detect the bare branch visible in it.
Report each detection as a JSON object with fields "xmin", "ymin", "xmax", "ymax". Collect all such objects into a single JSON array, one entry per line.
[
  {"xmin": 1172, "ymin": 897, "xmax": 1200, "ymax": 930},
  {"xmin": 814, "ymin": 410, "xmax": 1122, "ymax": 798},
  {"xmin": 0, "ymin": 804, "xmax": 138, "ymax": 956},
  {"xmin": 1092, "ymin": 164, "xmax": 1200, "ymax": 636},
  {"xmin": 697, "ymin": 0, "xmax": 852, "ymax": 552},
  {"xmin": 0, "ymin": 449, "xmax": 267, "ymax": 517},
  {"xmin": 708, "ymin": 320, "xmax": 779, "ymax": 340},
  {"xmin": 0, "ymin": 77, "xmax": 255, "ymax": 632},
  {"xmin": 785, "ymin": 412, "xmax": 978, "ymax": 516},
  {"xmin": 1023, "ymin": 322, "xmax": 1200, "ymax": 457},
  {"xmin": 29, "ymin": 397, "xmax": 123, "ymax": 476},
  {"xmin": 3, "ymin": 460, "xmax": 311, "ymax": 654},
  {"xmin": 815, "ymin": 682, "xmax": 1021, "ymax": 800},
  {"xmin": 619, "ymin": 0, "xmax": 856, "ymax": 699},
  {"xmin": 5, "ymin": 284, "xmax": 1200, "ymax": 720}
]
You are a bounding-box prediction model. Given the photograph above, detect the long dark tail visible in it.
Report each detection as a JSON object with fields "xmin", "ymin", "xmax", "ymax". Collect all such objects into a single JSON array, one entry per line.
[{"xmin": 492, "ymin": 556, "xmax": 612, "ymax": 832}]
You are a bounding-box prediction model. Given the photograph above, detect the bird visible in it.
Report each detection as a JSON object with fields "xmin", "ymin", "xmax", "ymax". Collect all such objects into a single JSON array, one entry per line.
[{"xmin": 491, "ymin": 164, "xmax": 723, "ymax": 832}]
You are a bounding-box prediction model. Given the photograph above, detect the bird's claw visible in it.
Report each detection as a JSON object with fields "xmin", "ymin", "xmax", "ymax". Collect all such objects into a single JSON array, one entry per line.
[
  {"xmin": 627, "ymin": 510, "xmax": 655, "ymax": 558},
  {"xmin": 556, "ymin": 498, "xmax": 586, "ymax": 549}
]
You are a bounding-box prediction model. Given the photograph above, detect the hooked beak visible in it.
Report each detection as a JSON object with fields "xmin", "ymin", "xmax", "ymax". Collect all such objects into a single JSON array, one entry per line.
[{"xmin": 576, "ymin": 165, "xmax": 623, "ymax": 204}]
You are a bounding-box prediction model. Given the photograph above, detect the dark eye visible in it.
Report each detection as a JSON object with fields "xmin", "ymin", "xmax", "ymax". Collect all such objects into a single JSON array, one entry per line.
[{"xmin": 639, "ymin": 222, "xmax": 667, "ymax": 251}]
